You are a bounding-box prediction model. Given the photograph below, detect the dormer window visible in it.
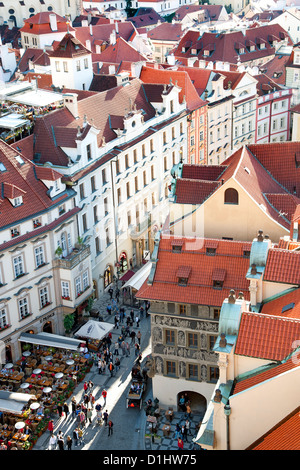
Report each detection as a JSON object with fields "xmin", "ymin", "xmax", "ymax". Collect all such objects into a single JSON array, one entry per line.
[
  {"xmin": 213, "ymin": 280, "xmax": 223, "ymax": 289},
  {"xmin": 206, "ymin": 247, "xmax": 216, "ymax": 255},
  {"xmin": 177, "ymin": 266, "xmax": 191, "ymax": 286},
  {"xmin": 171, "ymin": 239, "xmax": 184, "ymax": 253},
  {"xmin": 205, "ymin": 240, "xmax": 218, "ymax": 255},
  {"xmin": 13, "ymin": 196, "xmax": 23, "ymax": 207},
  {"xmin": 212, "ymin": 268, "xmax": 226, "ymax": 289}
]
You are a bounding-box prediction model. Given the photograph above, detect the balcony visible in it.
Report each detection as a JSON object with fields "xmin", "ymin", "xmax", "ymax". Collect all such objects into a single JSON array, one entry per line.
[{"xmin": 53, "ymin": 244, "xmax": 91, "ymax": 270}]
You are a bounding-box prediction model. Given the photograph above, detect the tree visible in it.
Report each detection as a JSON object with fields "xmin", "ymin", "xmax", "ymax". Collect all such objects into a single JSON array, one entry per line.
[{"xmin": 64, "ymin": 313, "xmax": 75, "ymax": 334}]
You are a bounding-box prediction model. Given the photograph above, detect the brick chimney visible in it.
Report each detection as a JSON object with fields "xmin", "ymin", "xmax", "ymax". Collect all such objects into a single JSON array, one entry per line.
[
  {"xmin": 49, "ymin": 13, "xmax": 58, "ymax": 32},
  {"xmin": 63, "ymin": 93, "xmax": 78, "ymax": 118}
]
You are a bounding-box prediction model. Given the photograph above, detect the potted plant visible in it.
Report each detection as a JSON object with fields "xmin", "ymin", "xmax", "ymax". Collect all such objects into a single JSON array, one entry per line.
[
  {"xmin": 55, "ymin": 246, "xmax": 63, "ymax": 258},
  {"xmin": 64, "ymin": 313, "xmax": 75, "ymax": 335}
]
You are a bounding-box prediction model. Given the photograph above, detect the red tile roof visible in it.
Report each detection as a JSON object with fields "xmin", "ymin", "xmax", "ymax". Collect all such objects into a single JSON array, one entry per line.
[
  {"xmin": 136, "ymin": 235, "xmax": 251, "ymax": 306},
  {"xmin": 173, "ymin": 24, "xmax": 292, "ymax": 65},
  {"xmin": 261, "ymin": 288, "xmax": 300, "ymax": 319},
  {"xmin": 248, "ymin": 143, "xmax": 300, "ymax": 199},
  {"xmin": 263, "ymin": 248, "xmax": 300, "ymax": 285},
  {"xmin": 20, "ymin": 12, "xmax": 74, "ymax": 35},
  {"xmin": 95, "ymin": 37, "xmax": 148, "ymax": 63},
  {"xmin": 74, "ymin": 22, "xmax": 137, "ymax": 54},
  {"xmin": 48, "ymin": 33, "xmax": 91, "ymax": 59},
  {"xmin": 175, "ymin": 178, "xmax": 220, "ymax": 204},
  {"xmin": 233, "ymin": 356, "xmax": 300, "ymax": 397},
  {"xmin": 250, "ymin": 406, "xmax": 300, "ymax": 450},
  {"xmin": 234, "ymin": 311, "xmax": 300, "ymax": 360},
  {"xmin": 140, "ymin": 65, "xmax": 206, "ymax": 111},
  {"xmin": 0, "ymin": 139, "xmax": 71, "ymax": 229},
  {"xmin": 147, "ymin": 22, "xmax": 184, "ymax": 41}
]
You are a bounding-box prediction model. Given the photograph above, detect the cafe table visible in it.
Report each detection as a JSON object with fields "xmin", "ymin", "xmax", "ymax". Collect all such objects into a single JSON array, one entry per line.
[{"xmin": 12, "ymin": 432, "xmax": 30, "ymax": 442}]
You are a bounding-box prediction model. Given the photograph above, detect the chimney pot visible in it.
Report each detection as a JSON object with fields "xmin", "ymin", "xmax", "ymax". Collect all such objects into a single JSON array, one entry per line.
[
  {"xmin": 257, "ymin": 230, "xmax": 264, "ymax": 242},
  {"xmin": 238, "ymin": 292, "xmax": 244, "ymax": 300}
]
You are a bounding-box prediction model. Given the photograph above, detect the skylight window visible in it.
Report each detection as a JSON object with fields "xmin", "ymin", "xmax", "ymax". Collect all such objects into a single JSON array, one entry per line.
[
  {"xmin": 0, "ymin": 162, "xmax": 6, "ymax": 172},
  {"xmin": 15, "ymin": 155, "xmax": 24, "ymax": 165},
  {"xmin": 282, "ymin": 303, "xmax": 295, "ymax": 314}
]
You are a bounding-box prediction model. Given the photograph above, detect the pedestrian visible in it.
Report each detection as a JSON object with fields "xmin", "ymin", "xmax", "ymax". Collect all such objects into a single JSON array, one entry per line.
[
  {"xmin": 135, "ymin": 314, "xmax": 140, "ymax": 327},
  {"xmin": 121, "ymin": 340, "xmax": 126, "ymax": 356},
  {"xmin": 87, "ymin": 408, "xmax": 92, "ymax": 425},
  {"xmin": 79, "ymin": 410, "xmax": 86, "ymax": 428},
  {"xmin": 95, "ymin": 403, "xmax": 102, "ymax": 424},
  {"xmin": 130, "ymin": 309, "xmax": 134, "ymax": 322},
  {"xmin": 108, "ymin": 420, "xmax": 114, "ymax": 436},
  {"xmin": 115, "ymin": 356, "xmax": 120, "ymax": 372},
  {"xmin": 89, "ymin": 393, "xmax": 95, "ymax": 409},
  {"xmin": 130, "ymin": 330, "xmax": 136, "ymax": 344},
  {"xmin": 88, "ymin": 380, "xmax": 94, "ymax": 392},
  {"xmin": 71, "ymin": 397, "xmax": 77, "ymax": 418},
  {"xmin": 115, "ymin": 288, "xmax": 120, "ymax": 302},
  {"xmin": 137, "ymin": 330, "xmax": 141, "ymax": 345},
  {"xmin": 114, "ymin": 341, "xmax": 119, "ymax": 356},
  {"xmin": 108, "ymin": 286, "xmax": 113, "ymax": 299},
  {"xmin": 57, "ymin": 430, "xmax": 64, "ymax": 450},
  {"xmin": 134, "ymin": 343, "xmax": 140, "ymax": 358},
  {"xmin": 57, "ymin": 403, "xmax": 63, "ymax": 418},
  {"xmin": 185, "ymin": 419, "xmax": 191, "ymax": 436},
  {"xmin": 114, "ymin": 314, "xmax": 119, "ymax": 329},
  {"xmin": 73, "ymin": 428, "xmax": 79, "ymax": 447},
  {"xmin": 66, "ymin": 435, "xmax": 72, "ymax": 450},
  {"xmin": 181, "ymin": 424, "xmax": 187, "ymax": 442},
  {"xmin": 178, "ymin": 437, "xmax": 184, "ymax": 450},
  {"xmin": 108, "ymin": 361, "xmax": 114, "ymax": 377},
  {"xmin": 139, "ymin": 306, "xmax": 144, "ymax": 318},
  {"xmin": 125, "ymin": 342, "xmax": 130, "ymax": 357},
  {"xmin": 179, "ymin": 394, "xmax": 186, "ymax": 412},
  {"xmin": 83, "ymin": 381, "xmax": 88, "ymax": 393},
  {"xmin": 78, "ymin": 427, "xmax": 84, "ymax": 446},
  {"xmin": 107, "ymin": 305, "xmax": 112, "ymax": 315},
  {"xmin": 49, "ymin": 433, "xmax": 57, "ymax": 450},
  {"xmin": 83, "ymin": 393, "xmax": 89, "ymax": 407},
  {"xmin": 103, "ymin": 409, "xmax": 109, "ymax": 426},
  {"xmin": 175, "ymin": 423, "xmax": 181, "ymax": 439},
  {"xmin": 63, "ymin": 402, "xmax": 69, "ymax": 420},
  {"xmin": 47, "ymin": 419, "xmax": 54, "ymax": 433},
  {"xmin": 102, "ymin": 389, "xmax": 107, "ymax": 406}
]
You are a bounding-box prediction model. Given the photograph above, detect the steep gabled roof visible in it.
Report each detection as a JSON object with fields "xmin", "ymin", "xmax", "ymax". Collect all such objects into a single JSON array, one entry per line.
[
  {"xmin": 263, "ymin": 249, "xmax": 300, "ymax": 285},
  {"xmin": 95, "ymin": 37, "xmax": 148, "ymax": 63},
  {"xmin": 48, "ymin": 33, "xmax": 91, "ymax": 59}
]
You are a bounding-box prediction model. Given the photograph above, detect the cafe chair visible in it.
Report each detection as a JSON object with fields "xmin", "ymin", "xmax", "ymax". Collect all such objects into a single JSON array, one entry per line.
[{"xmin": 25, "ymin": 368, "xmax": 32, "ymax": 376}]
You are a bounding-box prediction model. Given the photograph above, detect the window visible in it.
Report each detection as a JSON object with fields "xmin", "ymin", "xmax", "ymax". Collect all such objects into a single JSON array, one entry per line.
[
  {"xmin": 213, "ymin": 280, "xmax": 223, "ymax": 289},
  {"xmin": 163, "ymin": 132, "xmax": 167, "ymax": 145},
  {"xmin": 188, "ymin": 332, "xmax": 198, "ymax": 349},
  {"xmin": 117, "ymin": 188, "xmax": 121, "ymax": 205},
  {"xmin": 206, "ymin": 247, "xmax": 216, "ymax": 256},
  {"xmin": 200, "ymin": 130, "xmax": 204, "ymax": 141},
  {"xmin": 58, "ymin": 204, "xmax": 65, "ymax": 216},
  {"xmin": 209, "ymin": 335, "xmax": 217, "ymax": 350},
  {"xmin": 133, "ymin": 149, "xmax": 137, "ymax": 164},
  {"xmin": 213, "ymin": 308, "xmax": 220, "ymax": 319},
  {"xmin": 34, "ymin": 246, "xmax": 45, "ymax": 268},
  {"xmin": 125, "ymin": 154, "xmax": 129, "ymax": 169},
  {"xmin": 178, "ymin": 277, "xmax": 188, "ymax": 287},
  {"xmin": 82, "ymin": 213, "xmax": 88, "ymax": 232},
  {"xmin": 165, "ymin": 329, "xmax": 175, "ymax": 345},
  {"xmin": 55, "ymin": 61, "xmax": 60, "ymax": 72},
  {"xmin": 150, "ymin": 139, "xmax": 154, "ymax": 153},
  {"xmin": 79, "ymin": 183, "xmax": 85, "ymax": 200},
  {"xmin": 166, "ymin": 361, "xmax": 176, "ymax": 377},
  {"xmin": 180, "ymin": 123, "xmax": 183, "ymax": 135},
  {"xmin": 143, "ymin": 171, "xmax": 147, "ymax": 187},
  {"xmin": 151, "ymin": 166, "xmax": 155, "ymax": 181},
  {"xmin": 179, "ymin": 304, "xmax": 186, "ymax": 315},
  {"xmin": 76, "ymin": 60, "xmax": 81, "ymax": 71},
  {"xmin": 134, "ymin": 176, "xmax": 139, "ymax": 193},
  {"xmin": 91, "ymin": 176, "xmax": 96, "ymax": 192},
  {"xmin": 224, "ymin": 188, "xmax": 239, "ymax": 205},
  {"xmin": 102, "ymin": 168, "xmax": 107, "ymax": 184},
  {"xmin": 13, "ymin": 255, "xmax": 24, "ymax": 278},
  {"xmin": 127, "ymin": 211, "xmax": 131, "ymax": 226},
  {"xmin": 93, "ymin": 205, "xmax": 98, "ymax": 223},
  {"xmin": 83, "ymin": 270, "xmax": 89, "ymax": 290},
  {"xmin": 13, "ymin": 196, "xmax": 22, "ymax": 207},
  {"xmin": 18, "ymin": 297, "xmax": 29, "ymax": 319},
  {"xmin": 75, "ymin": 276, "xmax": 82, "ymax": 297},
  {"xmin": 188, "ymin": 364, "xmax": 199, "ymax": 381},
  {"xmin": 0, "ymin": 307, "xmax": 8, "ymax": 329},
  {"xmin": 86, "ymin": 144, "xmax": 92, "ymax": 161},
  {"xmin": 164, "ymin": 156, "xmax": 168, "ymax": 172},
  {"xmin": 126, "ymin": 182, "xmax": 131, "ymax": 199},
  {"xmin": 61, "ymin": 281, "xmax": 70, "ymax": 299},
  {"xmin": 84, "ymin": 58, "xmax": 88, "ymax": 69},
  {"xmin": 172, "ymin": 127, "xmax": 175, "ymax": 140},
  {"xmin": 11, "ymin": 226, "xmax": 20, "ymax": 238},
  {"xmin": 209, "ymin": 366, "xmax": 219, "ymax": 383},
  {"xmin": 95, "ymin": 236, "xmax": 101, "ymax": 254},
  {"xmin": 39, "ymin": 286, "xmax": 49, "ymax": 308},
  {"xmin": 170, "ymin": 100, "xmax": 174, "ymax": 114},
  {"xmin": 63, "ymin": 61, "xmax": 68, "ymax": 72},
  {"xmin": 142, "ymin": 144, "xmax": 146, "ymax": 158},
  {"xmin": 104, "ymin": 197, "xmax": 108, "ymax": 216},
  {"xmin": 105, "ymin": 228, "xmax": 110, "ymax": 247}
]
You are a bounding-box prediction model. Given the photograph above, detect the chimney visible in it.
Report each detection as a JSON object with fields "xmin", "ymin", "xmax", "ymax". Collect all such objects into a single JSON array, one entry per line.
[
  {"xmin": 0, "ymin": 17, "xmax": 4, "ymax": 27},
  {"xmin": 110, "ymin": 29, "xmax": 116, "ymax": 45},
  {"xmin": 108, "ymin": 64, "xmax": 116, "ymax": 75},
  {"xmin": 82, "ymin": 19, "xmax": 88, "ymax": 27},
  {"xmin": 115, "ymin": 21, "xmax": 119, "ymax": 34},
  {"xmin": 8, "ymin": 18, "xmax": 14, "ymax": 30},
  {"xmin": 228, "ymin": 289, "xmax": 236, "ymax": 304},
  {"xmin": 238, "ymin": 292, "xmax": 244, "ymax": 300},
  {"xmin": 90, "ymin": 24, "xmax": 93, "ymax": 36},
  {"xmin": 86, "ymin": 39, "xmax": 91, "ymax": 50},
  {"xmin": 49, "ymin": 13, "xmax": 58, "ymax": 32},
  {"xmin": 63, "ymin": 93, "xmax": 78, "ymax": 118}
]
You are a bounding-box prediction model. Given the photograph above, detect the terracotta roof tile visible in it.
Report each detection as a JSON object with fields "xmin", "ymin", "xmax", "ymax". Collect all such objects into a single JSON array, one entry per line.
[
  {"xmin": 250, "ymin": 406, "xmax": 300, "ymax": 450},
  {"xmin": 235, "ymin": 312, "xmax": 300, "ymax": 360},
  {"xmin": 136, "ymin": 235, "xmax": 251, "ymax": 306},
  {"xmin": 263, "ymin": 249, "xmax": 300, "ymax": 285},
  {"xmin": 261, "ymin": 288, "xmax": 300, "ymax": 319}
]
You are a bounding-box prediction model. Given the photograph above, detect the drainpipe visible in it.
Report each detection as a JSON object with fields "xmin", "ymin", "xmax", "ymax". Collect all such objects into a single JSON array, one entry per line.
[{"xmin": 224, "ymin": 403, "xmax": 231, "ymax": 450}]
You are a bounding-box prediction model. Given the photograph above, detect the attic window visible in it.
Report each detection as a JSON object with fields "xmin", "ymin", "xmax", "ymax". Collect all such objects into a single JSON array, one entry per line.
[
  {"xmin": 13, "ymin": 196, "xmax": 23, "ymax": 207},
  {"xmin": 206, "ymin": 247, "xmax": 216, "ymax": 255},
  {"xmin": 243, "ymin": 249, "xmax": 250, "ymax": 258},
  {"xmin": 282, "ymin": 302, "xmax": 295, "ymax": 314},
  {"xmin": 171, "ymin": 239, "xmax": 184, "ymax": 253},
  {"xmin": 176, "ymin": 266, "xmax": 191, "ymax": 285},
  {"xmin": 213, "ymin": 280, "xmax": 223, "ymax": 289},
  {"xmin": 0, "ymin": 162, "xmax": 7, "ymax": 172}
]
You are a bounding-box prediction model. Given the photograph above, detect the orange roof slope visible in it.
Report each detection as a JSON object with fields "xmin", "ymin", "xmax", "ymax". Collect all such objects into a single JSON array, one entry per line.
[
  {"xmin": 263, "ymin": 249, "xmax": 300, "ymax": 285},
  {"xmin": 136, "ymin": 235, "xmax": 251, "ymax": 306},
  {"xmin": 261, "ymin": 288, "xmax": 300, "ymax": 319},
  {"xmin": 140, "ymin": 65, "xmax": 206, "ymax": 111},
  {"xmin": 251, "ymin": 407, "xmax": 300, "ymax": 450},
  {"xmin": 234, "ymin": 312, "xmax": 300, "ymax": 361}
]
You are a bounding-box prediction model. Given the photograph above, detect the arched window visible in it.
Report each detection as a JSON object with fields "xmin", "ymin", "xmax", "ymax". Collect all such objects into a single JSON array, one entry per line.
[{"xmin": 224, "ymin": 188, "xmax": 239, "ymax": 205}]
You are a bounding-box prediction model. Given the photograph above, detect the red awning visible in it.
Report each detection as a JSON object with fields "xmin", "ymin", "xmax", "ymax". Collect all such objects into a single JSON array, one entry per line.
[{"xmin": 120, "ymin": 270, "xmax": 135, "ymax": 282}]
